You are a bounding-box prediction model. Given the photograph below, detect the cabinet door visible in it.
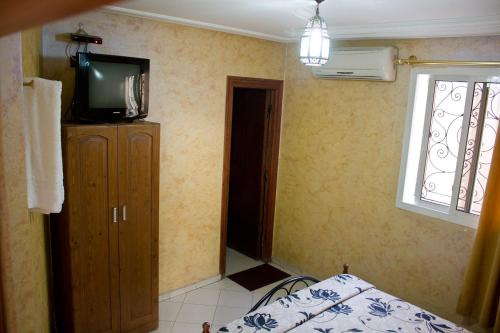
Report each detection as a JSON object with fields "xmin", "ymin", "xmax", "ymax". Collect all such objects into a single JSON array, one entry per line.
[
  {"xmin": 63, "ymin": 125, "xmax": 120, "ymax": 333},
  {"xmin": 117, "ymin": 123, "xmax": 159, "ymax": 332}
]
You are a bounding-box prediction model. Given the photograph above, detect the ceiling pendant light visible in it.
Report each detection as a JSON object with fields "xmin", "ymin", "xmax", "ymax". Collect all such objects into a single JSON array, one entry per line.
[{"xmin": 300, "ymin": 0, "xmax": 330, "ymax": 66}]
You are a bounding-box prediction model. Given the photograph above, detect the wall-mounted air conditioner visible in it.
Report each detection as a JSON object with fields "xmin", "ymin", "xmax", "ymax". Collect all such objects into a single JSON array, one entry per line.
[{"xmin": 311, "ymin": 47, "xmax": 398, "ymax": 81}]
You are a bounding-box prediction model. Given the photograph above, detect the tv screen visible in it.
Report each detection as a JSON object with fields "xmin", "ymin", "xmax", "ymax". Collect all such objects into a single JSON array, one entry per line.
[{"xmin": 75, "ymin": 52, "xmax": 149, "ymax": 122}]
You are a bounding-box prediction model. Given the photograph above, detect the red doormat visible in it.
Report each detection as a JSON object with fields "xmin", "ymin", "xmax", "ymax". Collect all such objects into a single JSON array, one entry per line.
[{"xmin": 227, "ymin": 264, "xmax": 291, "ymax": 291}]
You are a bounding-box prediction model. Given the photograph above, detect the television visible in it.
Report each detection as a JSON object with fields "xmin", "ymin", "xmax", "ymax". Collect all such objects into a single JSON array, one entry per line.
[{"xmin": 74, "ymin": 52, "xmax": 149, "ymax": 122}]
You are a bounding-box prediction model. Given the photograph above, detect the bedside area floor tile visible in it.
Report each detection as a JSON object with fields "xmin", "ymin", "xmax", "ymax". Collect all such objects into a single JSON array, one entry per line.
[{"xmin": 150, "ymin": 248, "xmax": 296, "ymax": 333}]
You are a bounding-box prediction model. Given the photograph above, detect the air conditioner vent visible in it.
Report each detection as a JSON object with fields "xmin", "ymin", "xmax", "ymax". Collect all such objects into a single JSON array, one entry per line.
[{"xmin": 311, "ymin": 47, "xmax": 398, "ymax": 82}]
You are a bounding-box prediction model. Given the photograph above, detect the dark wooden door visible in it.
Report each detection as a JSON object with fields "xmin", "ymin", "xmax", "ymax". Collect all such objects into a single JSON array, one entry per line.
[
  {"xmin": 61, "ymin": 125, "xmax": 121, "ymax": 333},
  {"xmin": 220, "ymin": 77, "xmax": 283, "ymax": 274},
  {"xmin": 117, "ymin": 123, "xmax": 159, "ymax": 332},
  {"xmin": 227, "ymin": 88, "xmax": 269, "ymax": 259}
]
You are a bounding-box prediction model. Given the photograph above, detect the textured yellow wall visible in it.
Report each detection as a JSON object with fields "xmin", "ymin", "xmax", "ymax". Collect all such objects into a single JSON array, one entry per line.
[
  {"xmin": 42, "ymin": 11, "xmax": 286, "ymax": 293},
  {"xmin": 22, "ymin": 28, "xmax": 42, "ymax": 77},
  {"xmin": 273, "ymin": 36, "xmax": 500, "ymax": 325},
  {"xmin": 0, "ymin": 32, "xmax": 49, "ymax": 333},
  {"xmin": 21, "ymin": 27, "xmax": 51, "ymax": 333}
]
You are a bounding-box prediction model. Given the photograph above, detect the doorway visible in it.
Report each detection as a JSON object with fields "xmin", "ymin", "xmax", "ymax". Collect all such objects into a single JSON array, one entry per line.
[{"xmin": 220, "ymin": 76, "xmax": 283, "ymax": 275}]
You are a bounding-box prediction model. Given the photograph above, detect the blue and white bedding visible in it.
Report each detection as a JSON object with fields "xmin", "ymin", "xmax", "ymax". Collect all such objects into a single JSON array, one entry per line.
[{"xmin": 218, "ymin": 275, "xmax": 470, "ymax": 333}]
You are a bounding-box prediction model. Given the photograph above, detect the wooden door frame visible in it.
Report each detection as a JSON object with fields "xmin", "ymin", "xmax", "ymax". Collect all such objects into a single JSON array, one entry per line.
[
  {"xmin": 219, "ymin": 76, "xmax": 284, "ymax": 275},
  {"xmin": 0, "ymin": 263, "xmax": 5, "ymax": 333}
]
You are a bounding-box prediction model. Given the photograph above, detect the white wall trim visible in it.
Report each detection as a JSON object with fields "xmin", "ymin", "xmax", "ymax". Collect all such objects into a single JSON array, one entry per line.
[
  {"xmin": 271, "ymin": 258, "xmax": 308, "ymax": 276},
  {"xmin": 271, "ymin": 257, "xmax": 349, "ymax": 277},
  {"xmin": 102, "ymin": 6, "xmax": 291, "ymax": 43},
  {"xmin": 332, "ymin": 15, "xmax": 500, "ymax": 40},
  {"xmin": 103, "ymin": 6, "xmax": 500, "ymax": 42},
  {"xmin": 159, "ymin": 274, "xmax": 221, "ymax": 302}
]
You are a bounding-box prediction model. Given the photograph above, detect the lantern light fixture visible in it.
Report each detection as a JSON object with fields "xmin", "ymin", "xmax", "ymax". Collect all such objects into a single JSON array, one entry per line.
[{"xmin": 299, "ymin": 0, "xmax": 330, "ymax": 66}]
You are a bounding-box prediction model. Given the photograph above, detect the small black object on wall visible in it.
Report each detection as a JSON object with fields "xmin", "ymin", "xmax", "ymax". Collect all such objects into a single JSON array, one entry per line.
[
  {"xmin": 68, "ymin": 23, "xmax": 103, "ymax": 67},
  {"xmin": 70, "ymin": 32, "xmax": 102, "ymax": 45}
]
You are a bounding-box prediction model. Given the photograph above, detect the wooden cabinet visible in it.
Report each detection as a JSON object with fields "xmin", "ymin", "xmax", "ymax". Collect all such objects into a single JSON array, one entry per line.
[{"xmin": 51, "ymin": 122, "xmax": 160, "ymax": 333}]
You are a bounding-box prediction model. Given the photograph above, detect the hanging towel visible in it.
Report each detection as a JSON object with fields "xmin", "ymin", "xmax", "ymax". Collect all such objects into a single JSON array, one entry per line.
[{"xmin": 23, "ymin": 77, "xmax": 64, "ymax": 214}]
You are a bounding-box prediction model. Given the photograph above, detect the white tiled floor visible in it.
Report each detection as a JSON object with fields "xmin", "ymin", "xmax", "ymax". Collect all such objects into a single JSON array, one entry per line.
[{"xmin": 151, "ymin": 248, "xmax": 295, "ymax": 333}]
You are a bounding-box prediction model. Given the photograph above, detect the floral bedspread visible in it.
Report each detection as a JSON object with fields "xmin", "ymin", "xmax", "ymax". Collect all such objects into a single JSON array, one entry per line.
[{"xmin": 217, "ymin": 275, "xmax": 470, "ymax": 333}]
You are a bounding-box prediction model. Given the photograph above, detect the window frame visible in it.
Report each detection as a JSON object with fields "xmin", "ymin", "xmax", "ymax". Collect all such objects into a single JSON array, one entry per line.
[{"xmin": 396, "ymin": 67, "xmax": 500, "ymax": 229}]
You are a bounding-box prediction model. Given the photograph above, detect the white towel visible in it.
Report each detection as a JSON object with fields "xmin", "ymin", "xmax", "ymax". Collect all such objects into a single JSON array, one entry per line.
[{"xmin": 23, "ymin": 77, "xmax": 64, "ymax": 214}]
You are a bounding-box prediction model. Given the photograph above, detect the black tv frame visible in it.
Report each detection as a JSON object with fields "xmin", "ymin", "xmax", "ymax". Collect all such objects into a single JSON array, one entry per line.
[{"xmin": 74, "ymin": 52, "xmax": 150, "ymax": 122}]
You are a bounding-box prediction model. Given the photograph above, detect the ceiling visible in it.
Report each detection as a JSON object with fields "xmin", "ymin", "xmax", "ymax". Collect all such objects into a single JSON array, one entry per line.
[{"xmin": 105, "ymin": 0, "xmax": 500, "ymax": 42}]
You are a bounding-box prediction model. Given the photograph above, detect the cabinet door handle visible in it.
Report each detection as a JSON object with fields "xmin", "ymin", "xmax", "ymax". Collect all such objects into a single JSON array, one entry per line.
[
  {"xmin": 122, "ymin": 205, "xmax": 126, "ymax": 222},
  {"xmin": 113, "ymin": 207, "xmax": 118, "ymax": 223}
]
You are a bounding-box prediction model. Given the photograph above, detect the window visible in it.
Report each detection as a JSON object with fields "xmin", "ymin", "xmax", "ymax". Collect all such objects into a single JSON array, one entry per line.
[{"xmin": 397, "ymin": 67, "xmax": 500, "ymax": 228}]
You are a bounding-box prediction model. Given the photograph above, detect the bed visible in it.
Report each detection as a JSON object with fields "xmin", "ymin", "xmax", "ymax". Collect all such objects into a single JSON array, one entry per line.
[{"xmin": 202, "ymin": 266, "xmax": 470, "ymax": 333}]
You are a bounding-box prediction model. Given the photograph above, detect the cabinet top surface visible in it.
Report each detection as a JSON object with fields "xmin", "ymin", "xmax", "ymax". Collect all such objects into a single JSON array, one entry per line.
[{"xmin": 63, "ymin": 121, "xmax": 160, "ymax": 127}]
